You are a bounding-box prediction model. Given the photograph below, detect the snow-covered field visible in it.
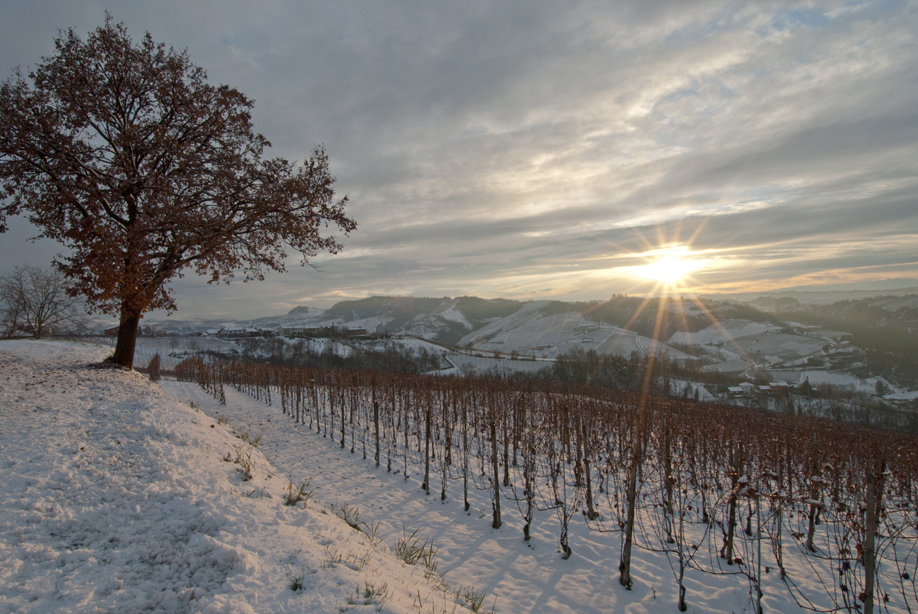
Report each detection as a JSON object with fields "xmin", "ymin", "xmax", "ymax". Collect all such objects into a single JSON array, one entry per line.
[
  {"xmin": 668, "ymin": 320, "xmax": 781, "ymax": 346},
  {"xmin": 3, "ymin": 340, "xmax": 909, "ymax": 613},
  {"xmin": 459, "ymin": 307, "xmax": 692, "ymax": 361},
  {"xmin": 443, "ymin": 353, "xmax": 549, "ymax": 375}
]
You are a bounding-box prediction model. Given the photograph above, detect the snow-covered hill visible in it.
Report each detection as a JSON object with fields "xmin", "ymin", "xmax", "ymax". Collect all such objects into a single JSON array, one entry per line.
[
  {"xmin": 0, "ymin": 341, "xmax": 478, "ymax": 614},
  {"xmin": 457, "ymin": 302, "xmax": 693, "ymax": 360}
]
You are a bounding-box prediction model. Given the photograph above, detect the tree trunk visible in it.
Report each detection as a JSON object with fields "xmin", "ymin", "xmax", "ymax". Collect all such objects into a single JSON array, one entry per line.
[
  {"xmin": 111, "ymin": 309, "xmax": 141, "ymax": 368},
  {"xmin": 374, "ymin": 400, "xmax": 380, "ymax": 468},
  {"xmin": 722, "ymin": 463, "xmax": 739, "ymax": 564},
  {"xmin": 422, "ymin": 404, "xmax": 431, "ymax": 495},
  {"xmin": 584, "ymin": 457, "xmax": 598, "ymax": 520},
  {"xmin": 663, "ymin": 422, "xmax": 674, "ymax": 543},
  {"xmin": 490, "ymin": 418, "xmax": 502, "ymax": 529},
  {"xmin": 620, "ymin": 451, "xmax": 639, "ymax": 588},
  {"xmin": 677, "ymin": 470, "xmax": 688, "ymax": 612},
  {"xmin": 805, "ymin": 459, "xmax": 820, "ymax": 553},
  {"xmin": 620, "ymin": 421, "xmax": 642, "ymax": 588},
  {"xmin": 863, "ymin": 460, "xmax": 885, "ymax": 614},
  {"xmin": 340, "ymin": 389, "xmax": 346, "ymax": 449},
  {"xmin": 441, "ymin": 389, "xmax": 450, "ymax": 502},
  {"xmin": 462, "ymin": 398, "xmax": 470, "ymax": 512}
]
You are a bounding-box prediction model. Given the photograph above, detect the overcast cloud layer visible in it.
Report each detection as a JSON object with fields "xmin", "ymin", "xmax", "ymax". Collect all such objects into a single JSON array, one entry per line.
[{"xmin": 1, "ymin": 1, "xmax": 916, "ymax": 319}]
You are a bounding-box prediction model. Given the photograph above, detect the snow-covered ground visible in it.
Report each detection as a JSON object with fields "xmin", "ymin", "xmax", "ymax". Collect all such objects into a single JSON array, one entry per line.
[
  {"xmin": 4, "ymin": 340, "xmax": 907, "ymax": 613},
  {"xmin": 443, "ymin": 352, "xmax": 548, "ymax": 375},
  {"xmin": 459, "ymin": 307, "xmax": 693, "ymax": 361},
  {"xmin": 436, "ymin": 307, "xmax": 473, "ymax": 330},
  {"xmin": 667, "ymin": 320, "xmax": 781, "ymax": 346},
  {"xmin": 0, "ymin": 341, "xmax": 483, "ymax": 614}
]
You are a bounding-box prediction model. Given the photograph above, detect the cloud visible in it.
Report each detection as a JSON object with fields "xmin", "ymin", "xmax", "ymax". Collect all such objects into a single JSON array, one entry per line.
[{"xmin": 1, "ymin": 0, "xmax": 916, "ymax": 318}]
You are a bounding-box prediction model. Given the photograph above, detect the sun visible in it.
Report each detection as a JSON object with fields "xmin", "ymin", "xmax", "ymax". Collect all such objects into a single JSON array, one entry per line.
[
  {"xmin": 640, "ymin": 254, "xmax": 694, "ymax": 284},
  {"xmin": 633, "ymin": 246, "xmax": 704, "ymax": 292}
]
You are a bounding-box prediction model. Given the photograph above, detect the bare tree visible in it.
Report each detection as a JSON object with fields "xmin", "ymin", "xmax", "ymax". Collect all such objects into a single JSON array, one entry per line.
[
  {"xmin": 0, "ymin": 17, "xmax": 355, "ymax": 367},
  {"xmin": 0, "ymin": 275, "xmax": 24, "ymax": 337},
  {"xmin": 0, "ymin": 265, "xmax": 86, "ymax": 338}
]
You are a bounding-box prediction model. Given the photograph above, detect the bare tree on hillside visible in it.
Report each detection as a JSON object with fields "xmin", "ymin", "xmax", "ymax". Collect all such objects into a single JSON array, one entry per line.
[{"xmin": 0, "ymin": 265, "xmax": 86, "ymax": 338}]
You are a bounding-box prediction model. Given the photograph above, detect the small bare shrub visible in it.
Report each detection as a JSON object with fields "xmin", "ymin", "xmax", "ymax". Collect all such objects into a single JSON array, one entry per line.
[
  {"xmin": 334, "ymin": 502, "xmax": 364, "ymax": 531},
  {"xmin": 461, "ymin": 586, "xmax": 491, "ymax": 613},
  {"xmin": 321, "ymin": 546, "xmax": 343, "ymax": 568},
  {"xmin": 346, "ymin": 581, "xmax": 390, "ymax": 608},
  {"xmin": 238, "ymin": 431, "xmax": 262, "ymax": 447},
  {"xmin": 147, "ymin": 353, "xmax": 161, "ymax": 382},
  {"xmin": 229, "ymin": 444, "xmax": 255, "ymax": 481},
  {"xmin": 394, "ymin": 526, "xmax": 439, "ymax": 573},
  {"xmin": 287, "ymin": 571, "xmax": 307, "ymax": 592},
  {"xmin": 284, "ymin": 481, "xmax": 315, "ymax": 506}
]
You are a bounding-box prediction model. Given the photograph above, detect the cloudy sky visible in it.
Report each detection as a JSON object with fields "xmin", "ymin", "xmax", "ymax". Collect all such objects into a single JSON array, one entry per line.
[{"xmin": 1, "ymin": 1, "xmax": 916, "ymax": 319}]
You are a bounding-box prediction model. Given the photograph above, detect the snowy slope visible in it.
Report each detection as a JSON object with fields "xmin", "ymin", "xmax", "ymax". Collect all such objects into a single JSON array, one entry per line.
[
  {"xmin": 0, "ymin": 341, "xmax": 476, "ymax": 614},
  {"xmin": 458, "ymin": 305, "xmax": 692, "ymax": 360},
  {"xmin": 4, "ymin": 340, "xmax": 892, "ymax": 614},
  {"xmin": 667, "ymin": 320, "xmax": 781, "ymax": 346}
]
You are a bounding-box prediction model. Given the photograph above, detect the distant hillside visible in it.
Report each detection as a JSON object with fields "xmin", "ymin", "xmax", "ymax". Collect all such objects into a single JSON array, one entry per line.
[
  {"xmin": 323, "ymin": 296, "xmax": 450, "ymax": 322},
  {"xmin": 778, "ymin": 295, "xmax": 918, "ymax": 385},
  {"xmin": 705, "ymin": 279, "xmax": 918, "ymax": 307},
  {"xmin": 456, "ymin": 299, "xmax": 695, "ymax": 360},
  {"xmin": 318, "ymin": 295, "xmax": 524, "ymax": 345},
  {"xmin": 140, "ymin": 292, "xmax": 916, "ymax": 385},
  {"xmin": 779, "ymin": 294, "xmax": 918, "ymax": 335},
  {"xmin": 581, "ymin": 296, "xmax": 777, "ymax": 340},
  {"xmin": 452, "ymin": 296, "xmax": 522, "ymax": 321},
  {"xmin": 135, "ymin": 291, "xmax": 918, "ymax": 394},
  {"xmin": 146, "ymin": 294, "xmax": 775, "ymax": 348}
]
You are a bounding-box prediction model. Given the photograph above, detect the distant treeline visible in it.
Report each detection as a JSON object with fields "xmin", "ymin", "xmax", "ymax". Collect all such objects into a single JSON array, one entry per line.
[
  {"xmin": 210, "ymin": 337, "xmax": 444, "ymax": 374},
  {"xmin": 783, "ymin": 302, "xmax": 918, "ymax": 386}
]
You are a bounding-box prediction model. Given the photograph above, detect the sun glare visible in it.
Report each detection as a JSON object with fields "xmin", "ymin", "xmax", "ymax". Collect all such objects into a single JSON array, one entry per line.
[
  {"xmin": 633, "ymin": 246, "xmax": 705, "ymax": 291},
  {"xmin": 641, "ymin": 254, "xmax": 692, "ymax": 284}
]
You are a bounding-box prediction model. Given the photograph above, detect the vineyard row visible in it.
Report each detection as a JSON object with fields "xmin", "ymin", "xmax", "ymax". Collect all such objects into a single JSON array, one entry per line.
[{"xmin": 176, "ymin": 357, "xmax": 918, "ymax": 613}]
